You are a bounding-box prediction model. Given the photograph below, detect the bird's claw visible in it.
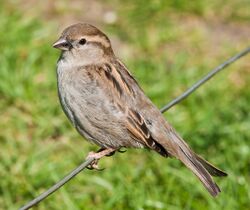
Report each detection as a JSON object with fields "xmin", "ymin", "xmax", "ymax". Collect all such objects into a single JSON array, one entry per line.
[
  {"xmin": 85, "ymin": 148, "xmax": 125, "ymax": 170},
  {"xmin": 85, "ymin": 148, "xmax": 116, "ymax": 170},
  {"xmin": 86, "ymin": 160, "xmax": 105, "ymax": 171},
  {"xmin": 118, "ymin": 148, "xmax": 127, "ymax": 153},
  {"xmin": 105, "ymin": 148, "xmax": 126, "ymax": 156}
]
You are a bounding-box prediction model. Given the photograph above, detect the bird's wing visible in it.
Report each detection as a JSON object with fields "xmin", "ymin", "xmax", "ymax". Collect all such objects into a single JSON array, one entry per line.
[
  {"xmin": 126, "ymin": 109, "xmax": 169, "ymax": 157},
  {"xmin": 86, "ymin": 61, "xmax": 167, "ymax": 155}
]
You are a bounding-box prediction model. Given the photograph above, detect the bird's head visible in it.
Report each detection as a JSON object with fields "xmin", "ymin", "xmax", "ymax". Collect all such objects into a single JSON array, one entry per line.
[{"xmin": 53, "ymin": 23, "xmax": 114, "ymax": 65}]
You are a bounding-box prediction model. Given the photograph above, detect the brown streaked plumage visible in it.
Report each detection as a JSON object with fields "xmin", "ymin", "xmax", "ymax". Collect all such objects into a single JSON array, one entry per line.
[{"xmin": 53, "ymin": 23, "xmax": 227, "ymax": 197}]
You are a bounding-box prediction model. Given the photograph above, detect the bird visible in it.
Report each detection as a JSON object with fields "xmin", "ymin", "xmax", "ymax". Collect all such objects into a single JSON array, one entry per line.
[{"xmin": 53, "ymin": 23, "xmax": 227, "ymax": 197}]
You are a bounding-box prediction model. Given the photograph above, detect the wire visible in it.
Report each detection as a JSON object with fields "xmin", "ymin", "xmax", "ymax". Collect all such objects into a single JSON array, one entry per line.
[
  {"xmin": 19, "ymin": 157, "xmax": 95, "ymax": 210},
  {"xmin": 160, "ymin": 47, "xmax": 250, "ymax": 113}
]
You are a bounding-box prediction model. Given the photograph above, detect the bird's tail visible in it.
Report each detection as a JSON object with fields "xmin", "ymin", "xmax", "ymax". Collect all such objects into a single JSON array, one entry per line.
[{"xmin": 166, "ymin": 130, "xmax": 227, "ymax": 197}]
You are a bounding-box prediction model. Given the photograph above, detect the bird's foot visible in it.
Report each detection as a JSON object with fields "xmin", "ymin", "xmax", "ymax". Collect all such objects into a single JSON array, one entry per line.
[{"xmin": 86, "ymin": 148, "xmax": 116, "ymax": 170}]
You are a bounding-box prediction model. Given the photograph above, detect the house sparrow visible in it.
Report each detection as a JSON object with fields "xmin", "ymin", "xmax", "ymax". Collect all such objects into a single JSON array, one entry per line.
[{"xmin": 53, "ymin": 23, "xmax": 227, "ymax": 197}]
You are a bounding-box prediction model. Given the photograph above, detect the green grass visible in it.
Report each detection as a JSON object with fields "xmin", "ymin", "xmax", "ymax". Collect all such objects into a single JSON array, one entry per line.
[{"xmin": 0, "ymin": 1, "xmax": 249, "ymax": 209}]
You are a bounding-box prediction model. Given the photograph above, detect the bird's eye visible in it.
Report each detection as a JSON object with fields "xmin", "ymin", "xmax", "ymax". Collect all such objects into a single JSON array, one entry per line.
[{"xmin": 79, "ymin": 38, "xmax": 86, "ymax": 45}]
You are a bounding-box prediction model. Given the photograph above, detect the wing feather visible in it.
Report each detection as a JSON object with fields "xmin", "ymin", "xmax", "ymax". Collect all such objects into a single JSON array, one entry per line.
[{"xmin": 126, "ymin": 109, "xmax": 168, "ymax": 157}]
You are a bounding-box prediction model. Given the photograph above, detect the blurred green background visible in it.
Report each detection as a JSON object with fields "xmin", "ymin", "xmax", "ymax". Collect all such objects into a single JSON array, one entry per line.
[{"xmin": 0, "ymin": 0, "xmax": 249, "ymax": 209}]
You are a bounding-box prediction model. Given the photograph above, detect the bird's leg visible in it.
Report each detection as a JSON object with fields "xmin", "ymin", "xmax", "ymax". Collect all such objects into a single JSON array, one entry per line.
[
  {"xmin": 86, "ymin": 148, "xmax": 116, "ymax": 170},
  {"xmin": 97, "ymin": 147, "xmax": 127, "ymax": 156}
]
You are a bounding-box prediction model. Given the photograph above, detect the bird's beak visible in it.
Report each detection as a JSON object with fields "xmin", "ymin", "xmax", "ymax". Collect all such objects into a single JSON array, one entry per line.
[{"xmin": 53, "ymin": 38, "xmax": 71, "ymax": 51}]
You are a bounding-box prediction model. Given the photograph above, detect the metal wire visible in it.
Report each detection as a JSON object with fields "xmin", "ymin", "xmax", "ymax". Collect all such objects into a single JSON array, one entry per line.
[
  {"xmin": 19, "ymin": 157, "xmax": 95, "ymax": 210},
  {"xmin": 160, "ymin": 47, "xmax": 250, "ymax": 113}
]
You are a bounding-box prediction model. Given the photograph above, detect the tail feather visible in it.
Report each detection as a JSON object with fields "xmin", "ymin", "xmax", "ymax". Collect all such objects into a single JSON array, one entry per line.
[
  {"xmin": 178, "ymin": 146, "xmax": 221, "ymax": 196},
  {"xmin": 166, "ymin": 130, "xmax": 226, "ymax": 197},
  {"xmin": 195, "ymin": 154, "xmax": 227, "ymax": 177}
]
